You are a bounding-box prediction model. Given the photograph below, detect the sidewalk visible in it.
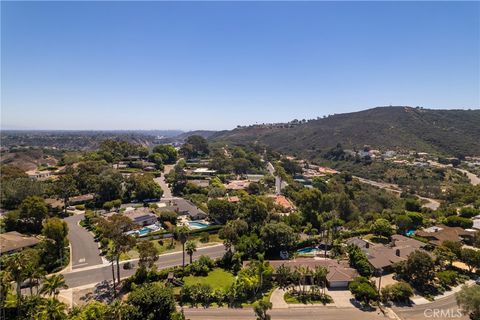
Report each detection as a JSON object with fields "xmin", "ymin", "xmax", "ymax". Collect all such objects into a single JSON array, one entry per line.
[{"xmin": 411, "ymin": 280, "xmax": 474, "ymax": 305}]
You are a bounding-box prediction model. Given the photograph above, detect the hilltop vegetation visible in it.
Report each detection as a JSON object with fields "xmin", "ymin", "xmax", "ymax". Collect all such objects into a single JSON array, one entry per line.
[{"xmin": 211, "ymin": 107, "xmax": 480, "ymax": 158}]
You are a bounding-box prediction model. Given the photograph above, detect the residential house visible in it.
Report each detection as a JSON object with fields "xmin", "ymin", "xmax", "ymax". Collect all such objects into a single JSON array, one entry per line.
[
  {"xmin": 265, "ymin": 258, "xmax": 358, "ymax": 289},
  {"xmin": 1, "ymin": 231, "xmax": 40, "ymax": 255},
  {"xmin": 26, "ymin": 170, "xmax": 52, "ymax": 181},
  {"xmin": 347, "ymin": 235, "xmax": 427, "ymax": 273},
  {"xmin": 123, "ymin": 208, "xmax": 158, "ymax": 226},
  {"xmin": 224, "ymin": 180, "xmax": 251, "ymax": 191},
  {"xmin": 415, "ymin": 225, "xmax": 476, "ymax": 246},
  {"xmin": 158, "ymin": 198, "xmax": 207, "ymax": 220}
]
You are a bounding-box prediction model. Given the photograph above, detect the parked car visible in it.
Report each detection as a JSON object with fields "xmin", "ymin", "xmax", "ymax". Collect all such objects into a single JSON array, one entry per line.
[{"xmin": 123, "ymin": 262, "xmax": 133, "ymax": 270}]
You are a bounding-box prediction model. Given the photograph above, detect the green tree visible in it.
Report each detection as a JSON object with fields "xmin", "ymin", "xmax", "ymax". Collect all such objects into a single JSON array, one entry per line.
[
  {"xmin": 260, "ymin": 222, "xmax": 299, "ymax": 252},
  {"xmin": 371, "ymin": 218, "xmax": 393, "ymax": 238},
  {"xmin": 42, "ymin": 218, "xmax": 69, "ymax": 264},
  {"xmin": 402, "ymin": 250, "xmax": 435, "ymax": 288},
  {"xmin": 97, "ymin": 169, "xmax": 124, "ymax": 203},
  {"xmin": 97, "ymin": 214, "xmax": 136, "ymax": 283},
  {"xmin": 126, "ymin": 283, "xmax": 176, "ymax": 320},
  {"xmin": 253, "ymin": 300, "xmax": 272, "ymax": 320},
  {"xmin": 137, "ymin": 241, "xmax": 159, "ymax": 270},
  {"xmin": 40, "ymin": 274, "xmax": 68, "ymax": 297},
  {"xmin": 381, "ymin": 282, "xmax": 413, "ymax": 303},
  {"xmin": 36, "ymin": 298, "xmax": 67, "ymax": 320},
  {"xmin": 18, "ymin": 196, "xmax": 48, "ymax": 234},
  {"xmin": 185, "ymin": 240, "xmax": 197, "ymax": 264},
  {"xmin": 349, "ymin": 277, "xmax": 379, "ymax": 306},
  {"xmin": 152, "ymin": 145, "xmax": 178, "ymax": 164},
  {"xmin": 460, "ymin": 248, "xmax": 480, "ymax": 272},
  {"xmin": 126, "ymin": 173, "xmax": 163, "ymax": 201},
  {"xmin": 207, "ymin": 199, "xmax": 237, "ymax": 224},
  {"xmin": 54, "ymin": 170, "xmax": 78, "ymax": 215},
  {"xmin": 456, "ymin": 285, "xmax": 480, "ymax": 320}
]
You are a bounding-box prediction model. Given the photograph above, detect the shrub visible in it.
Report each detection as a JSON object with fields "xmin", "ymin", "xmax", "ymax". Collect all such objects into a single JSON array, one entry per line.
[
  {"xmin": 180, "ymin": 283, "xmax": 214, "ymax": 307},
  {"xmin": 437, "ymin": 270, "xmax": 458, "ymax": 288},
  {"xmin": 349, "ymin": 277, "xmax": 379, "ymax": 305},
  {"xmin": 75, "ymin": 204, "xmax": 85, "ymax": 210},
  {"xmin": 381, "ymin": 282, "xmax": 413, "ymax": 303},
  {"xmin": 444, "ymin": 216, "xmax": 473, "ymax": 229},
  {"xmin": 199, "ymin": 232, "xmax": 210, "ymax": 243}
]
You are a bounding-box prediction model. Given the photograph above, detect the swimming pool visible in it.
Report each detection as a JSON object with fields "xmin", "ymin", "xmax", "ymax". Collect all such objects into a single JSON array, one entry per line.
[
  {"xmin": 137, "ymin": 227, "xmax": 150, "ymax": 236},
  {"xmin": 405, "ymin": 230, "xmax": 415, "ymax": 237},
  {"xmin": 296, "ymin": 247, "xmax": 320, "ymax": 255},
  {"xmin": 187, "ymin": 221, "xmax": 210, "ymax": 229}
]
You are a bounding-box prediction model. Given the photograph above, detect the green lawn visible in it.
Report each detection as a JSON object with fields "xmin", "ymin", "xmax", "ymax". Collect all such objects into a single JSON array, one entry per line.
[{"xmin": 183, "ymin": 268, "xmax": 235, "ymax": 291}]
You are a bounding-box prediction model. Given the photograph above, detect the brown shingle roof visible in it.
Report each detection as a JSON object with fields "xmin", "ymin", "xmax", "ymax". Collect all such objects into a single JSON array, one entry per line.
[
  {"xmin": 415, "ymin": 225, "xmax": 474, "ymax": 246},
  {"xmin": 266, "ymin": 258, "xmax": 358, "ymax": 283},
  {"xmin": 0, "ymin": 231, "xmax": 40, "ymax": 254}
]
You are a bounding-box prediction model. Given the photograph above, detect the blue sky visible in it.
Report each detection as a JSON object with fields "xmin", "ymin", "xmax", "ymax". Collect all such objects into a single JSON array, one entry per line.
[{"xmin": 1, "ymin": 1, "xmax": 479, "ymax": 130}]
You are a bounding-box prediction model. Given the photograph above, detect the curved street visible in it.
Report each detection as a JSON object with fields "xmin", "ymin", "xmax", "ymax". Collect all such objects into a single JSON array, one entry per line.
[{"xmin": 64, "ymin": 213, "xmax": 103, "ymax": 270}]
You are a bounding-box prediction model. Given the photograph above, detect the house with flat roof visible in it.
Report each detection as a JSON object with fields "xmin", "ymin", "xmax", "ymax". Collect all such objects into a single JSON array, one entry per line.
[
  {"xmin": 415, "ymin": 225, "xmax": 475, "ymax": 246},
  {"xmin": 158, "ymin": 198, "xmax": 207, "ymax": 220},
  {"xmin": 224, "ymin": 180, "xmax": 251, "ymax": 190},
  {"xmin": 0, "ymin": 231, "xmax": 40, "ymax": 255}
]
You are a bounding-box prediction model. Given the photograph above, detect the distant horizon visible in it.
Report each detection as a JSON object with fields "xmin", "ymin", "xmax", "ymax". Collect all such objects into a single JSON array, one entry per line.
[
  {"xmin": 2, "ymin": 1, "xmax": 479, "ymax": 130},
  {"xmin": 2, "ymin": 105, "xmax": 479, "ymax": 132}
]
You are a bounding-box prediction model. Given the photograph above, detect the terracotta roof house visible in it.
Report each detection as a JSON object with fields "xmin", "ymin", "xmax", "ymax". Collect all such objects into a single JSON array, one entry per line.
[
  {"xmin": 188, "ymin": 179, "xmax": 210, "ymax": 188},
  {"xmin": 69, "ymin": 194, "xmax": 95, "ymax": 204},
  {"xmin": 265, "ymin": 258, "xmax": 358, "ymax": 289},
  {"xmin": 347, "ymin": 235, "xmax": 427, "ymax": 272},
  {"xmin": 158, "ymin": 198, "xmax": 207, "ymax": 220},
  {"xmin": 0, "ymin": 231, "xmax": 40, "ymax": 255},
  {"xmin": 415, "ymin": 225, "xmax": 476, "ymax": 246},
  {"xmin": 268, "ymin": 195, "xmax": 295, "ymax": 214}
]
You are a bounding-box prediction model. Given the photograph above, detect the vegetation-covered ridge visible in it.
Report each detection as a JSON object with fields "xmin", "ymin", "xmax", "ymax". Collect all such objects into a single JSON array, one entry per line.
[{"xmin": 211, "ymin": 106, "xmax": 480, "ymax": 157}]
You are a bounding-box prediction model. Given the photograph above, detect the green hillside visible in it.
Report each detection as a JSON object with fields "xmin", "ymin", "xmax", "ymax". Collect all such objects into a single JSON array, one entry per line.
[{"xmin": 211, "ymin": 106, "xmax": 480, "ymax": 157}]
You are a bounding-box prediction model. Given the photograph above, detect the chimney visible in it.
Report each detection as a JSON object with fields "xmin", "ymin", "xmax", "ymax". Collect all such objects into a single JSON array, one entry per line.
[{"xmin": 396, "ymin": 249, "xmax": 401, "ymax": 257}]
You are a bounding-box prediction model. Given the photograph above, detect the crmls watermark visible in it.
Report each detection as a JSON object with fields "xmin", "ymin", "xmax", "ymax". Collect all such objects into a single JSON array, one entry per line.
[{"xmin": 424, "ymin": 309, "xmax": 464, "ymax": 318}]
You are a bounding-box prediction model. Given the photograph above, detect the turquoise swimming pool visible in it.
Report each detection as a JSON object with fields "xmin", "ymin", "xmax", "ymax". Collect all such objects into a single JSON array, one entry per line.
[
  {"xmin": 296, "ymin": 247, "xmax": 320, "ymax": 254},
  {"xmin": 188, "ymin": 221, "xmax": 209, "ymax": 228},
  {"xmin": 406, "ymin": 230, "xmax": 415, "ymax": 237},
  {"xmin": 138, "ymin": 227, "xmax": 150, "ymax": 236}
]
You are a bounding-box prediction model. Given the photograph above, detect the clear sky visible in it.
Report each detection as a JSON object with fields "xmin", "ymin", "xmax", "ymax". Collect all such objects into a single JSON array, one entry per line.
[{"xmin": 1, "ymin": 1, "xmax": 479, "ymax": 131}]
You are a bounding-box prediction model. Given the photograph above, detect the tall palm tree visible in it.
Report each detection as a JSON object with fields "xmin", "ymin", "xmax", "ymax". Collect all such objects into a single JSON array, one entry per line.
[
  {"xmin": 37, "ymin": 298, "xmax": 67, "ymax": 320},
  {"xmin": 312, "ymin": 266, "xmax": 328, "ymax": 295},
  {"xmin": 185, "ymin": 240, "xmax": 197, "ymax": 264},
  {"xmin": 106, "ymin": 249, "xmax": 117, "ymax": 295},
  {"xmin": 175, "ymin": 226, "xmax": 190, "ymax": 267},
  {"xmin": 4, "ymin": 253, "xmax": 27, "ymax": 301},
  {"xmin": 40, "ymin": 274, "xmax": 68, "ymax": 297}
]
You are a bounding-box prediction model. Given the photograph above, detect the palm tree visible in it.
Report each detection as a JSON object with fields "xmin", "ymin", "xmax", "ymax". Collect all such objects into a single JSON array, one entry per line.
[
  {"xmin": 4, "ymin": 253, "xmax": 27, "ymax": 301},
  {"xmin": 312, "ymin": 266, "xmax": 329, "ymax": 295},
  {"xmin": 37, "ymin": 298, "xmax": 67, "ymax": 320},
  {"xmin": 107, "ymin": 299, "xmax": 131, "ymax": 320},
  {"xmin": 40, "ymin": 274, "xmax": 68, "ymax": 297},
  {"xmin": 185, "ymin": 240, "xmax": 197, "ymax": 264},
  {"xmin": 106, "ymin": 249, "xmax": 117, "ymax": 296},
  {"xmin": 175, "ymin": 226, "xmax": 190, "ymax": 267}
]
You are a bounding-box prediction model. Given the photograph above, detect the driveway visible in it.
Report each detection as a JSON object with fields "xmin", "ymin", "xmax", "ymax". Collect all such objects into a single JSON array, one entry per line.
[
  {"xmin": 326, "ymin": 288, "xmax": 356, "ymax": 308},
  {"xmin": 154, "ymin": 164, "xmax": 175, "ymax": 199},
  {"xmin": 64, "ymin": 213, "xmax": 103, "ymax": 270}
]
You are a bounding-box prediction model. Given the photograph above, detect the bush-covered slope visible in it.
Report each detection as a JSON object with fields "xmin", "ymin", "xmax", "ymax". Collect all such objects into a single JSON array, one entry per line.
[{"xmin": 211, "ymin": 107, "xmax": 480, "ymax": 157}]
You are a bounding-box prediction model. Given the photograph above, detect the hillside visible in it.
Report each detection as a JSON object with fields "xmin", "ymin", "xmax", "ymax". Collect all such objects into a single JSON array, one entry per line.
[{"xmin": 211, "ymin": 107, "xmax": 480, "ymax": 157}]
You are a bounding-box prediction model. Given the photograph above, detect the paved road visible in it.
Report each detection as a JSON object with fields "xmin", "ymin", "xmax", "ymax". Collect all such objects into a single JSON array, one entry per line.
[
  {"xmin": 184, "ymin": 306, "xmax": 387, "ymax": 320},
  {"xmin": 63, "ymin": 244, "xmax": 226, "ymax": 288},
  {"xmin": 64, "ymin": 213, "xmax": 103, "ymax": 270},
  {"xmin": 154, "ymin": 164, "xmax": 175, "ymax": 199},
  {"xmin": 393, "ymin": 294, "xmax": 468, "ymax": 320}
]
